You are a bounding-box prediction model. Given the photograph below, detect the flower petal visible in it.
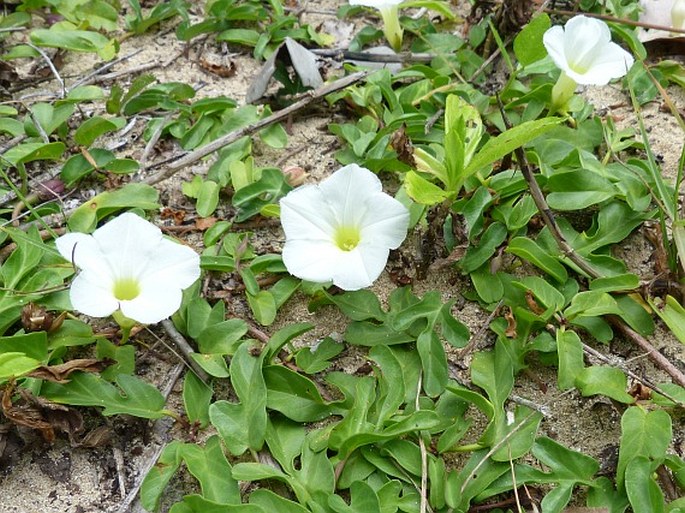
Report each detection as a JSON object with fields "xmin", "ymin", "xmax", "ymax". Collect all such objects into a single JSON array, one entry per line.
[
  {"xmin": 318, "ymin": 164, "xmax": 383, "ymax": 227},
  {"xmin": 359, "ymin": 193, "xmax": 409, "ymax": 249},
  {"xmin": 562, "ymin": 15, "xmax": 611, "ymax": 73},
  {"xmin": 120, "ymin": 284, "xmax": 183, "ymax": 324},
  {"xmin": 282, "ymin": 239, "xmax": 341, "ymax": 284},
  {"xmin": 542, "ymin": 26, "xmax": 568, "ymax": 73},
  {"xmin": 93, "ymin": 212, "xmax": 163, "ymax": 280},
  {"xmin": 56, "ymin": 232, "xmax": 116, "ymax": 285},
  {"xmin": 571, "ymin": 42, "xmax": 634, "ymax": 85},
  {"xmin": 282, "ymin": 239, "xmax": 390, "ymax": 291},
  {"xmin": 139, "ymin": 238, "xmax": 201, "ymax": 290},
  {"xmin": 68, "ymin": 271, "xmax": 119, "ymax": 318},
  {"xmin": 332, "ymin": 244, "xmax": 389, "ymax": 291},
  {"xmin": 280, "ymin": 185, "xmax": 338, "ymax": 241}
]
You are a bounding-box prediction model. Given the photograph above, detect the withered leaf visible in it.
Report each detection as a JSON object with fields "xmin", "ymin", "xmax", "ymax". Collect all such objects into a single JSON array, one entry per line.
[
  {"xmin": 195, "ymin": 216, "xmax": 217, "ymax": 231},
  {"xmin": 390, "ymin": 124, "xmax": 415, "ymax": 167},
  {"xmin": 26, "ymin": 358, "xmax": 109, "ymax": 384},
  {"xmin": 525, "ymin": 290, "xmax": 545, "ymax": 315},
  {"xmin": 504, "ymin": 307, "xmax": 517, "ymax": 338},
  {"xmin": 199, "ymin": 57, "xmax": 237, "ymax": 78}
]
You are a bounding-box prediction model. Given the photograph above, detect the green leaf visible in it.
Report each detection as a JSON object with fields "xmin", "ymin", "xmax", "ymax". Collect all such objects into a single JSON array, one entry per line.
[
  {"xmin": 42, "ymin": 373, "xmax": 167, "ymax": 418},
  {"xmin": 514, "ymin": 14, "xmax": 551, "ymax": 65},
  {"xmin": 0, "ymin": 331, "xmax": 48, "ymax": 361},
  {"xmin": 0, "ymin": 352, "xmax": 41, "ymax": 380},
  {"xmin": 67, "ymin": 184, "xmax": 159, "ymax": 232},
  {"xmin": 329, "ymin": 480, "xmax": 381, "ymax": 513},
  {"xmin": 417, "ymin": 329, "xmax": 447, "ymax": 397},
  {"xmin": 564, "ymin": 290, "xmax": 622, "ymax": 320},
  {"xmin": 183, "ymin": 372, "xmax": 213, "ymax": 428},
  {"xmin": 182, "ymin": 436, "xmax": 240, "ymax": 505},
  {"xmin": 197, "ymin": 319, "xmax": 247, "ymax": 355},
  {"xmin": 589, "ymin": 273, "xmax": 640, "ymax": 293},
  {"xmin": 189, "ymin": 353, "xmax": 229, "ymax": 378},
  {"xmin": 74, "ymin": 116, "xmax": 125, "ymax": 147},
  {"xmin": 575, "ymin": 366, "xmax": 634, "ymax": 403},
  {"xmin": 650, "ymin": 295, "xmax": 685, "ymax": 344},
  {"xmin": 324, "ymin": 290, "xmax": 386, "ymax": 321},
  {"xmin": 140, "ymin": 442, "xmax": 185, "ymax": 512},
  {"xmin": 403, "ymin": 170, "xmax": 448, "ymax": 205},
  {"xmin": 263, "ymin": 322, "xmax": 314, "ymax": 364},
  {"xmin": 556, "ymin": 328, "xmax": 584, "ymax": 390},
  {"xmin": 2, "ymin": 141, "xmax": 65, "ymax": 166},
  {"xmin": 471, "ymin": 343, "xmax": 514, "ymax": 411},
  {"xmin": 249, "ymin": 489, "xmax": 309, "ymax": 513},
  {"xmin": 507, "ymin": 237, "xmax": 568, "ymax": 283},
  {"xmin": 30, "ymin": 27, "xmax": 117, "ymax": 60},
  {"xmin": 616, "ymin": 407, "xmax": 672, "ymax": 490},
  {"xmin": 464, "ymin": 117, "xmax": 563, "ymax": 176},
  {"xmin": 264, "ymin": 365, "xmax": 332, "ymax": 422},
  {"xmin": 546, "ymin": 169, "xmax": 618, "ymax": 210},
  {"xmin": 625, "ymin": 456, "xmax": 665, "ymax": 513},
  {"xmin": 295, "ymin": 337, "xmax": 344, "ymax": 374},
  {"xmin": 233, "ymin": 168, "xmax": 292, "ymax": 222},
  {"xmin": 196, "ymin": 179, "xmax": 221, "ymax": 218},
  {"xmin": 459, "ymin": 222, "xmax": 508, "ymax": 273}
]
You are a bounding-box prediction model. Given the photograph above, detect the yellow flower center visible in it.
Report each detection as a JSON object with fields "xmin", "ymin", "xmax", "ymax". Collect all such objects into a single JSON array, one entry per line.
[
  {"xmin": 113, "ymin": 277, "xmax": 141, "ymax": 301},
  {"xmin": 334, "ymin": 226, "xmax": 361, "ymax": 252}
]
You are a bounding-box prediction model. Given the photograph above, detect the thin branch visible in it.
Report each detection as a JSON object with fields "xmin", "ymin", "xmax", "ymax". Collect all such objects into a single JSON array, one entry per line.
[
  {"xmin": 140, "ymin": 71, "xmax": 370, "ymax": 185},
  {"xmin": 310, "ymin": 48, "xmax": 435, "ymax": 63},
  {"xmin": 582, "ymin": 337, "xmax": 685, "ymax": 404},
  {"xmin": 67, "ymin": 49, "xmax": 144, "ymax": 91},
  {"xmin": 114, "ymin": 363, "xmax": 184, "ymax": 513},
  {"xmin": 27, "ymin": 43, "xmax": 66, "ymax": 98},
  {"xmin": 544, "ymin": 8, "xmax": 685, "ymax": 35},
  {"xmin": 159, "ymin": 319, "xmax": 210, "ymax": 384}
]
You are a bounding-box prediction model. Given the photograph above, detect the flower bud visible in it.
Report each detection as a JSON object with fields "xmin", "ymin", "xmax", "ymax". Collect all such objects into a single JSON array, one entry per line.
[
  {"xmin": 21, "ymin": 303, "xmax": 62, "ymax": 332},
  {"xmin": 283, "ymin": 165, "xmax": 308, "ymax": 187},
  {"xmin": 36, "ymin": 178, "xmax": 65, "ymax": 201}
]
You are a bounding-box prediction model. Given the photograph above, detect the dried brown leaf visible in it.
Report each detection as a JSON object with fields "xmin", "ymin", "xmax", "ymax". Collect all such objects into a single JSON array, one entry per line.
[{"xmin": 26, "ymin": 359, "xmax": 109, "ymax": 384}]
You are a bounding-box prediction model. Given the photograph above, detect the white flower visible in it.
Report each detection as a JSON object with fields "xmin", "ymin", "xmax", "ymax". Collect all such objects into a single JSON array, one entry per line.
[
  {"xmin": 279, "ymin": 164, "xmax": 409, "ymax": 291},
  {"xmin": 543, "ymin": 15, "xmax": 634, "ymax": 86},
  {"xmin": 350, "ymin": 0, "xmax": 404, "ymax": 51},
  {"xmin": 56, "ymin": 212, "xmax": 200, "ymax": 324}
]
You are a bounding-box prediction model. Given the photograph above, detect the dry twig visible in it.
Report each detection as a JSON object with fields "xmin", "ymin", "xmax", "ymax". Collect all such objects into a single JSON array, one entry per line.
[{"xmin": 140, "ymin": 71, "xmax": 370, "ymax": 185}]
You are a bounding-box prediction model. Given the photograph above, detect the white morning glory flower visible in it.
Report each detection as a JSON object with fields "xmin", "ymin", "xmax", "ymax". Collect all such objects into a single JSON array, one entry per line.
[
  {"xmin": 56, "ymin": 212, "xmax": 200, "ymax": 325},
  {"xmin": 350, "ymin": 0, "xmax": 405, "ymax": 52},
  {"xmin": 280, "ymin": 163, "xmax": 409, "ymax": 291},
  {"xmin": 543, "ymin": 15, "xmax": 634, "ymax": 111}
]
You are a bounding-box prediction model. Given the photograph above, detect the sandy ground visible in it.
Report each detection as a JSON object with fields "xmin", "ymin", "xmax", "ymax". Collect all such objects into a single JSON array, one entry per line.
[{"xmin": 1, "ymin": 2, "xmax": 684, "ymax": 513}]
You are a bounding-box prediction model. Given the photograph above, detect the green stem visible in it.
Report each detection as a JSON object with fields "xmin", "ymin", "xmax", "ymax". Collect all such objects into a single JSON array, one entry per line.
[
  {"xmin": 379, "ymin": 5, "xmax": 403, "ymax": 52},
  {"xmin": 112, "ymin": 310, "xmax": 137, "ymax": 344},
  {"xmin": 550, "ymin": 71, "xmax": 577, "ymax": 114}
]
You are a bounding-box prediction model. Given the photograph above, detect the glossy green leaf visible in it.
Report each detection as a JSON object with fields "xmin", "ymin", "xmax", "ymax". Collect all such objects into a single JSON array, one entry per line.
[
  {"xmin": 556, "ymin": 328, "xmax": 584, "ymax": 390},
  {"xmin": 575, "ymin": 366, "xmax": 634, "ymax": 403},
  {"xmin": 507, "ymin": 236, "xmax": 568, "ymax": 283},
  {"xmin": 183, "ymin": 371, "xmax": 213, "ymax": 428},
  {"xmin": 42, "ymin": 373, "xmax": 167, "ymax": 418},
  {"xmin": 616, "ymin": 407, "xmax": 672, "ymax": 489},
  {"xmin": 263, "ymin": 365, "xmax": 332, "ymax": 422},
  {"xmin": 417, "ymin": 329, "xmax": 447, "ymax": 397},
  {"xmin": 464, "ymin": 117, "xmax": 562, "ymax": 176},
  {"xmin": 625, "ymin": 456, "xmax": 665, "ymax": 513},
  {"xmin": 514, "ymin": 13, "xmax": 550, "ymax": 65}
]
